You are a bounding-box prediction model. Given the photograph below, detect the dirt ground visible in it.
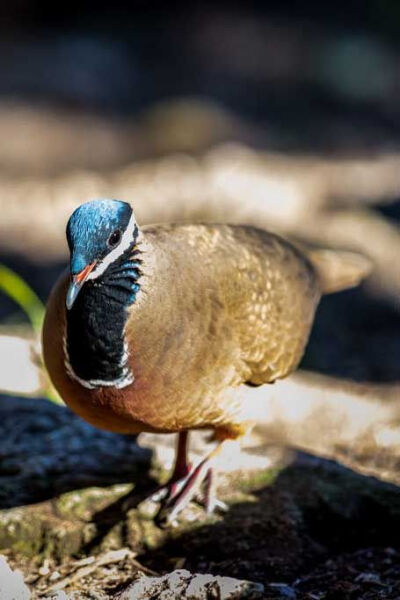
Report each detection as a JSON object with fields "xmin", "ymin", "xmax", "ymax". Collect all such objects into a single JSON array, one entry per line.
[{"xmin": 1, "ymin": 390, "xmax": 400, "ymax": 599}]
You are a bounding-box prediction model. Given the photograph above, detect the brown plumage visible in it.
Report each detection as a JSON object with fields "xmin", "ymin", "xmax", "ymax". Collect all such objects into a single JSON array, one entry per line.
[{"xmin": 43, "ymin": 203, "xmax": 371, "ymax": 522}]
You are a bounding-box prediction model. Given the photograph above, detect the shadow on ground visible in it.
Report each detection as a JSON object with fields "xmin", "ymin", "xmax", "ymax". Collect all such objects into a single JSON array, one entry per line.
[
  {"xmin": 139, "ymin": 452, "xmax": 400, "ymax": 598},
  {"xmin": 2, "ymin": 393, "xmax": 400, "ymax": 597}
]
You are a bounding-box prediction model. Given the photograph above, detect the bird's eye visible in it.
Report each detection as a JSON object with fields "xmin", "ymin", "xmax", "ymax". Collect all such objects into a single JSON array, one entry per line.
[{"xmin": 108, "ymin": 229, "xmax": 122, "ymax": 247}]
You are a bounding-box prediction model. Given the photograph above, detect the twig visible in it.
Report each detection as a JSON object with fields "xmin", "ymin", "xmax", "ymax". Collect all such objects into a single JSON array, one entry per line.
[{"xmin": 42, "ymin": 548, "xmax": 156, "ymax": 594}]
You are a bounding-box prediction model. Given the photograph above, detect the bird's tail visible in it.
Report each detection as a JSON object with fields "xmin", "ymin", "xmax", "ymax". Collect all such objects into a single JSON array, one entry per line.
[{"xmin": 307, "ymin": 247, "xmax": 372, "ymax": 295}]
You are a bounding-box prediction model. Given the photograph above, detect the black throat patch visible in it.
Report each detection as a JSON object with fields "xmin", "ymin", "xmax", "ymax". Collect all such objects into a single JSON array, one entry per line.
[{"xmin": 65, "ymin": 247, "xmax": 142, "ymax": 389}]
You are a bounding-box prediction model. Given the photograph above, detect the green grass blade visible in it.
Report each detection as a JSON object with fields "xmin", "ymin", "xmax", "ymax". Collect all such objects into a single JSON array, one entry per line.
[
  {"xmin": 0, "ymin": 264, "xmax": 64, "ymax": 404},
  {"xmin": 0, "ymin": 264, "xmax": 45, "ymax": 334}
]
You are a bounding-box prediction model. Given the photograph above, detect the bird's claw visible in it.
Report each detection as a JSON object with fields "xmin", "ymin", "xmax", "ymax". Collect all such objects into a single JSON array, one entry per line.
[
  {"xmin": 153, "ymin": 463, "xmax": 226, "ymax": 527},
  {"xmin": 204, "ymin": 497, "xmax": 228, "ymax": 515}
]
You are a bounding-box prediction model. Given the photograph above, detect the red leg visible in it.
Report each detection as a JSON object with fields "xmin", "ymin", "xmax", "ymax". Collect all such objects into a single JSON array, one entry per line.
[
  {"xmin": 171, "ymin": 430, "xmax": 190, "ymax": 481},
  {"xmin": 150, "ymin": 431, "xmax": 191, "ymax": 503},
  {"xmin": 155, "ymin": 440, "xmax": 229, "ymax": 526}
]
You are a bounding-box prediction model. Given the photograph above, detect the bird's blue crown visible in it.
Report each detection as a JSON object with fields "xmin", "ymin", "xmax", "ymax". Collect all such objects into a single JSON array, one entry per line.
[{"xmin": 67, "ymin": 199, "xmax": 133, "ymax": 275}]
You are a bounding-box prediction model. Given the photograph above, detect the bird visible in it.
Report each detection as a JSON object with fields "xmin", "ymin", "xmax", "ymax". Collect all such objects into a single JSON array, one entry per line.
[{"xmin": 42, "ymin": 198, "xmax": 371, "ymax": 524}]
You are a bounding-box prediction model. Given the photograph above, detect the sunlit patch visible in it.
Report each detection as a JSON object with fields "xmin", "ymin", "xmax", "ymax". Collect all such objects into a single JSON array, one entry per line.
[{"xmin": 374, "ymin": 427, "xmax": 400, "ymax": 448}]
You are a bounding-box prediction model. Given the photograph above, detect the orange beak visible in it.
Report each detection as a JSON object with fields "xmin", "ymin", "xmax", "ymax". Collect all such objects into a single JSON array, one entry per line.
[{"xmin": 66, "ymin": 261, "xmax": 96, "ymax": 310}]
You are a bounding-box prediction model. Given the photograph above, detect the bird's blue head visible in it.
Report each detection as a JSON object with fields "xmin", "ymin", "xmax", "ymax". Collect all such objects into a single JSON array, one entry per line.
[{"xmin": 66, "ymin": 199, "xmax": 138, "ymax": 309}]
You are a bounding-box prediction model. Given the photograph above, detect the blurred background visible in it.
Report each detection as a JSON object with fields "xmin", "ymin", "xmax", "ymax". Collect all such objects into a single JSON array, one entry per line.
[
  {"xmin": 1, "ymin": 0, "xmax": 400, "ymax": 385},
  {"xmin": 2, "ymin": 2, "xmax": 400, "ymax": 595}
]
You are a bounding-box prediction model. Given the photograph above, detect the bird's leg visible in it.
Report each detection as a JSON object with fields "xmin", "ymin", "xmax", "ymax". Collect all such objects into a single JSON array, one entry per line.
[
  {"xmin": 202, "ymin": 466, "xmax": 227, "ymax": 514},
  {"xmin": 155, "ymin": 439, "xmax": 228, "ymax": 526},
  {"xmin": 123, "ymin": 432, "xmax": 191, "ymax": 511},
  {"xmin": 171, "ymin": 430, "xmax": 191, "ymax": 481},
  {"xmin": 150, "ymin": 431, "xmax": 191, "ymax": 502}
]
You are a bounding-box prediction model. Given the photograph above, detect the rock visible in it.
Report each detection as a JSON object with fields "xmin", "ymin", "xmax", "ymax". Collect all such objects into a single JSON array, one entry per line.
[
  {"xmin": 117, "ymin": 569, "xmax": 264, "ymax": 599},
  {"xmin": 0, "ymin": 555, "xmax": 31, "ymax": 600},
  {"xmin": 0, "ymin": 396, "xmax": 151, "ymax": 510},
  {"xmin": 44, "ymin": 591, "xmax": 106, "ymax": 600}
]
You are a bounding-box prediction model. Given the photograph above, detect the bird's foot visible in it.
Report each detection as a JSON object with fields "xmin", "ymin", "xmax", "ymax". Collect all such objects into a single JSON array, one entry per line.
[
  {"xmin": 154, "ymin": 458, "xmax": 227, "ymax": 527},
  {"xmin": 201, "ymin": 465, "xmax": 228, "ymax": 515},
  {"xmin": 149, "ymin": 463, "xmax": 193, "ymax": 504}
]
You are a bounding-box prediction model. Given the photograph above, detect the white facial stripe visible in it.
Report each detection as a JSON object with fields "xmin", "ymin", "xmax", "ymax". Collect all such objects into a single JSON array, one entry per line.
[{"xmin": 87, "ymin": 210, "xmax": 138, "ymax": 281}]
